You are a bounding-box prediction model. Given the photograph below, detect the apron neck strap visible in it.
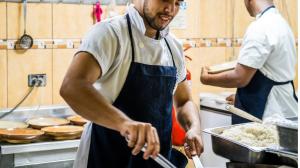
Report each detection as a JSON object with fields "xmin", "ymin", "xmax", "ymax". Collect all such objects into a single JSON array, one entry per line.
[
  {"xmin": 164, "ymin": 38, "xmax": 176, "ymax": 67},
  {"xmin": 126, "ymin": 14, "xmax": 136, "ymax": 62}
]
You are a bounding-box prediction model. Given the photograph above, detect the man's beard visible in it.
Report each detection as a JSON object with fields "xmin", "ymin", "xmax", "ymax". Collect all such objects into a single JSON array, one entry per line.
[{"xmin": 143, "ymin": 2, "xmax": 172, "ymax": 31}]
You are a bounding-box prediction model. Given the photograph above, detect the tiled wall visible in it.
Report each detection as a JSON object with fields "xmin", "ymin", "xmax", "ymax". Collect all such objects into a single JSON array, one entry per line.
[
  {"xmin": 7, "ymin": 3, "xmax": 52, "ymax": 39},
  {"xmin": 52, "ymin": 4, "xmax": 93, "ymax": 38},
  {"xmin": 0, "ymin": 3, "xmax": 6, "ymax": 39},
  {"xmin": 1, "ymin": 2, "xmax": 95, "ymax": 108},
  {"xmin": 52, "ymin": 49, "xmax": 76, "ymax": 104},
  {"xmin": 0, "ymin": 50, "xmax": 7, "ymax": 108},
  {"xmin": 0, "ymin": 0, "xmax": 298, "ymax": 109},
  {"xmin": 7, "ymin": 49, "xmax": 53, "ymax": 107}
]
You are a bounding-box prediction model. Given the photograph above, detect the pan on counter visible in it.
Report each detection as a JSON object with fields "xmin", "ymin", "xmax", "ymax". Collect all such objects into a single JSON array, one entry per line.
[
  {"xmin": 203, "ymin": 125, "xmax": 271, "ymax": 164},
  {"xmin": 276, "ymin": 117, "xmax": 298, "ymax": 153},
  {"xmin": 203, "ymin": 124, "xmax": 297, "ymax": 165},
  {"xmin": 26, "ymin": 117, "xmax": 70, "ymax": 129}
]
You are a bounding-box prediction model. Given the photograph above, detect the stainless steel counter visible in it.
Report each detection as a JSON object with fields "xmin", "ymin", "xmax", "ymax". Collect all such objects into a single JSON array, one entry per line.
[
  {"xmin": 199, "ymin": 92, "xmax": 233, "ymax": 168},
  {"xmin": 200, "ymin": 92, "xmax": 232, "ymax": 115},
  {"xmin": 0, "ymin": 140, "xmax": 80, "ymax": 168},
  {"xmin": 0, "ymin": 140, "xmax": 80, "ymax": 155},
  {"xmin": 0, "ymin": 106, "xmax": 80, "ymax": 168}
]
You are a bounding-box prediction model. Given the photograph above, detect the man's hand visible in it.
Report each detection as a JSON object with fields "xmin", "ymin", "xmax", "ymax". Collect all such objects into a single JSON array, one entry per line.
[
  {"xmin": 120, "ymin": 120, "xmax": 160, "ymax": 160},
  {"xmin": 200, "ymin": 66, "xmax": 210, "ymax": 85},
  {"xmin": 200, "ymin": 64, "xmax": 257, "ymax": 88},
  {"xmin": 183, "ymin": 128, "xmax": 204, "ymax": 159},
  {"xmin": 226, "ymin": 94, "xmax": 236, "ymax": 105}
]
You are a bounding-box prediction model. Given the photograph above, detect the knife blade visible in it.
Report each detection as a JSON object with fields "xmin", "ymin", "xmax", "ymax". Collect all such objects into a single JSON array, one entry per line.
[{"xmin": 192, "ymin": 155, "xmax": 204, "ymax": 168}]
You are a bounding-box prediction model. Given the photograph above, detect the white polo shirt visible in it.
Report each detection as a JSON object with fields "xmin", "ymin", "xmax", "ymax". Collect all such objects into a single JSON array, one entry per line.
[
  {"xmin": 77, "ymin": 5, "xmax": 186, "ymax": 103},
  {"xmin": 237, "ymin": 8, "xmax": 298, "ymax": 119}
]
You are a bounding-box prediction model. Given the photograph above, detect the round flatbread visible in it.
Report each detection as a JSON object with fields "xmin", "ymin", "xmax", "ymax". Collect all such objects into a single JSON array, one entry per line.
[
  {"xmin": 42, "ymin": 125, "xmax": 83, "ymax": 136},
  {"xmin": 0, "ymin": 128, "xmax": 44, "ymax": 140},
  {"xmin": 0, "ymin": 120, "xmax": 28, "ymax": 129},
  {"xmin": 67, "ymin": 115, "xmax": 88, "ymax": 126},
  {"xmin": 27, "ymin": 117, "xmax": 70, "ymax": 129}
]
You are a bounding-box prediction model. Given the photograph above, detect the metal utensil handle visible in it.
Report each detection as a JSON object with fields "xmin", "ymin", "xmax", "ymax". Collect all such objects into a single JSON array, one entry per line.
[
  {"xmin": 125, "ymin": 136, "xmax": 176, "ymax": 168},
  {"xmin": 225, "ymin": 105, "xmax": 262, "ymax": 123},
  {"xmin": 141, "ymin": 146, "xmax": 176, "ymax": 168},
  {"xmin": 23, "ymin": 0, "xmax": 27, "ymax": 34}
]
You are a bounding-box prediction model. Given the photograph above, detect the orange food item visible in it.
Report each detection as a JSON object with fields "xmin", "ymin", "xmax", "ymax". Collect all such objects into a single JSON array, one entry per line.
[
  {"xmin": 42, "ymin": 125, "xmax": 83, "ymax": 134},
  {"xmin": 67, "ymin": 115, "xmax": 88, "ymax": 126},
  {"xmin": 42, "ymin": 125, "xmax": 84, "ymax": 140},
  {"xmin": 0, "ymin": 128, "xmax": 44, "ymax": 140}
]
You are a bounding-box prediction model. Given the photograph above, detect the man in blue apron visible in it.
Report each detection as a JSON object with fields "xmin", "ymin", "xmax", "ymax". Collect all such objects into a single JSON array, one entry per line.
[
  {"xmin": 61, "ymin": 0, "xmax": 203, "ymax": 167},
  {"xmin": 200, "ymin": 0, "xmax": 298, "ymax": 124}
]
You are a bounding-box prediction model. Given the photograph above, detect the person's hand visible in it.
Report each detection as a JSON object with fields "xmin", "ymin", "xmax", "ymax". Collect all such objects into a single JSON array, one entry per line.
[
  {"xmin": 120, "ymin": 120, "xmax": 160, "ymax": 160},
  {"xmin": 226, "ymin": 94, "xmax": 236, "ymax": 105},
  {"xmin": 183, "ymin": 128, "xmax": 204, "ymax": 159},
  {"xmin": 200, "ymin": 66, "xmax": 210, "ymax": 85}
]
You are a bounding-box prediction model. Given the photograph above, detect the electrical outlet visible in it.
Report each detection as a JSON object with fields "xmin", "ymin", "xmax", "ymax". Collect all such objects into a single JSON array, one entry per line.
[{"xmin": 28, "ymin": 74, "xmax": 47, "ymax": 87}]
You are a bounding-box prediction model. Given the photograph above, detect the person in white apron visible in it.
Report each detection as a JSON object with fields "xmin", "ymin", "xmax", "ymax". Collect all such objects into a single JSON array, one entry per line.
[
  {"xmin": 60, "ymin": 1, "xmax": 203, "ymax": 167},
  {"xmin": 200, "ymin": 0, "xmax": 298, "ymax": 124}
]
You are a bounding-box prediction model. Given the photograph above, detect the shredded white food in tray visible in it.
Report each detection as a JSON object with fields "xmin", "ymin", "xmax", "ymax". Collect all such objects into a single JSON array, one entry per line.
[{"xmin": 220, "ymin": 123, "xmax": 279, "ymax": 147}]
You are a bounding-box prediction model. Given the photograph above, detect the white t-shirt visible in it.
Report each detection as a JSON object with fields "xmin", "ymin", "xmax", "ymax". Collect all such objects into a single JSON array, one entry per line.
[
  {"xmin": 77, "ymin": 5, "xmax": 186, "ymax": 103},
  {"xmin": 237, "ymin": 8, "xmax": 298, "ymax": 119},
  {"xmin": 73, "ymin": 6, "xmax": 186, "ymax": 168}
]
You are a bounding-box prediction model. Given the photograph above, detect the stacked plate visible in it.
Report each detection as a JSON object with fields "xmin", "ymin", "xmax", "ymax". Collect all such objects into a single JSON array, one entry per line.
[{"xmin": 41, "ymin": 125, "xmax": 84, "ymax": 140}]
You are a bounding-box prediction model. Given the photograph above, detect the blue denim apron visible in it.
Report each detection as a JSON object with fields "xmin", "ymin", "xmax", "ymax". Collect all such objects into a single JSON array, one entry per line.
[
  {"xmin": 87, "ymin": 14, "xmax": 188, "ymax": 168},
  {"xmin": 233, "ymin": 70, "xmax": 298, "ymax": 124}
]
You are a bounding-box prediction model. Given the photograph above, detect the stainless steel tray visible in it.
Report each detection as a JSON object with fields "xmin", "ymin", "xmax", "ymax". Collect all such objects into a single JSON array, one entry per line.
[
  {"xmin": 266, "ymin": 147, "xmax": 297, "ymax": 161},
  {"xmin": 203, "ymin": 125, "xmax": 279, "ymax": 164},
  {"xmin": 266, "ymin": 147, "xmax": 298, "ymax": 167},
  {"xmin": 276, "ymin": 117, "xmax": 298, "ymax": 153}
]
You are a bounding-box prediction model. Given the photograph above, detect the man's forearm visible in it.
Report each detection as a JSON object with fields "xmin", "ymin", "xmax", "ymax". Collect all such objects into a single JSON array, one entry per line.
[
  {"xmin": 60, "ymin": 80, "xmax": 131, "ymax": 132},
  {"xmin": 202, "ymin": 70, "xmax": 244, "ymax": 88},
  {"xmin": 176, "ymin": 101, "xmax": 201, "ymax": 132}
]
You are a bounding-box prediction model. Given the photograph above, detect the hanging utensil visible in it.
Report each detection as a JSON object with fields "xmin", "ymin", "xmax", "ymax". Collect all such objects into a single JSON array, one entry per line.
[
  {"xmin": 93, "ymin": 0, "xmax": 103, "ymax": 23},
  {"xmin": 192, "ymin": 155, "xmax": 204, "ymax": 168},
  {"xmin": 225, "ymin": 105, "xmax": 263, "ymax": 123},
  {"xmin": 19, "ymin": 0, "xmax": 33, "ymax": 49}
]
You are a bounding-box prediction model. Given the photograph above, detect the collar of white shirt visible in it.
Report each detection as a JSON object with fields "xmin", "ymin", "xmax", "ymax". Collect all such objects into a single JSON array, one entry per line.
[
  {"xmin": 255, "ymin": 7, "xmax": 276, "ymax": 20},
  {"xmin": 127, "ymin": 4, "xmax": 170, "ymax": 39}
]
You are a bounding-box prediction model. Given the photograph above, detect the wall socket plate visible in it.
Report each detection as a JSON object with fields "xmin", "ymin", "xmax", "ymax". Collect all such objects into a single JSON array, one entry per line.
[{"xmin": 28, "ymin": 74, "xmax": 47, "ymax": 87}]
